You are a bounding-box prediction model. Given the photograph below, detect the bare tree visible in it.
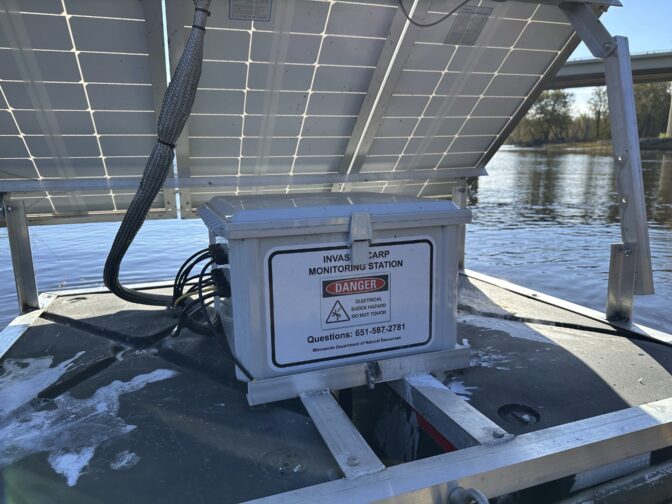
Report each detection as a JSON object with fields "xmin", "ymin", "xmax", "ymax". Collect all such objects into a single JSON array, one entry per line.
[{"xmin": 588, "ymin": 87, "xmax": 608, "ymax": 140}]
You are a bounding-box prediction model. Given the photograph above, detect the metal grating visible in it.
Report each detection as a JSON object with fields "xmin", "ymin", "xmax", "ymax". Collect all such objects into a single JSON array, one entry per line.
[{"xmin": 0, "ymin": 0, "xmax": 174, "ymax": 224}]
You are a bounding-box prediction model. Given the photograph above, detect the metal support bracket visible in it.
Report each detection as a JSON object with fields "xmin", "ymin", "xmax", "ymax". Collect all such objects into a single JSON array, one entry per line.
[
  {"xmin": 334, "ymin": 0, "xmax": 430, "ymax": 190},
  {"xmin": 560, "ymin": 3, "xmax": 615, "ymax": 58},
  {"xmin": 1, "ymin": 194, "xmax": 39, "ymax": 313},
  {"xmin": 246, "ymin": 346, "xmax": 470, "ymax": 405},
  {"xmin": 452, "ymin": 183, "xmax": 468, "ymax": 270},
  {"xmin": 389, "ymin": 374, "xmax": 511, "ymax": 448},
  {"xmin": 561, "ymin": 4, "xmax": 654, "ymax": 311},
  {"xmin": 606, "ymin": 243, "xmax": 637, "ymax": 321},
  {"xmin": 300, "ymin": 390, "xmax": 385, "ymax": 479}
]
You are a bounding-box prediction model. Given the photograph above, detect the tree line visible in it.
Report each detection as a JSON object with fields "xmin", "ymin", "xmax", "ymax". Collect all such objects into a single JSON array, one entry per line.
[{"xmin": 507, "ymin": 82, "xmax": 671, "ymax": 146}]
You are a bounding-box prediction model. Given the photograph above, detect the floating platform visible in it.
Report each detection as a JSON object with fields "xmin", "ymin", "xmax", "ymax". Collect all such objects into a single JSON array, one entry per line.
[{"xmin": 1, "ymin": 271, "xmax": 671, "ymax": 503}]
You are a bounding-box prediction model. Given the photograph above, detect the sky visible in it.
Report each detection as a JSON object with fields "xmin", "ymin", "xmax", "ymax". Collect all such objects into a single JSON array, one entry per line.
[{"xmin": 566, "ymin": 0, "xmax": 672, "ymax": 114}]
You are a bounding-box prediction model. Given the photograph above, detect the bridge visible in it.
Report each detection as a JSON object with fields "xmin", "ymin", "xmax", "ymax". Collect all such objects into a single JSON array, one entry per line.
[{"xmin": 549, "ymin": 50, "xmax": 672, "ymax": 136}]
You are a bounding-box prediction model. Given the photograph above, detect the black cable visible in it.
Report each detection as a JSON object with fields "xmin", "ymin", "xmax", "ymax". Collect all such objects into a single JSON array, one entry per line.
[
  {"xmin": 171, "ymin": 293, "xmax": 216, "ymax": 337},
  {"xmin": 172, "ymin": 249, "xmax": 212, "ymax": 306},
  {"xmin": 198, "ymin": 260, "xmax": 216, "ymax": 326},
  {"xmin": 196, "ymin": 263, "xmax": 254, "ymax": 381},
  {"xmin": 103, "ymin": 0, "xmax": 211, "ymax": 306},
  {"xmin": 397, "ymin": 0, "xmax": 470, "ymax": 28},
  {"xmin": 174, "ymin": 249, "xmax": 209, "ymax": 290}
]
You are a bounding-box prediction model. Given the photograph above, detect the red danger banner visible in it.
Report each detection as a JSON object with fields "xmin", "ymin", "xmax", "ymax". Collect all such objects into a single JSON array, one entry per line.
[{"xmin": 322, "ymin": 275, "xmax": 389, "ymax": 298}]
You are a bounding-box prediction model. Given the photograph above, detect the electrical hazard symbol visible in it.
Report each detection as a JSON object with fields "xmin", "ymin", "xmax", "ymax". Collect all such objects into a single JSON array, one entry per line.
[{"xmin": 325, "ymin": 300, "xmax": 350, "ymax": 324}]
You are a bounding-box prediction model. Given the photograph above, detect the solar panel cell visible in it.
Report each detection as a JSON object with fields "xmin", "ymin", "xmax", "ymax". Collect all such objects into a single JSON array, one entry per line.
[
  {"xmin": 25, "ymin": 135, "xmax": 98, "ymax": 158},
  {"xmin": 15, "ymin": 110, "xmax": 94, "ymax": 135},
  {"xmin": 251, "ymin": 32, "xmax": 320, "ymax": 64},
  {"xmin": 0, "ymin": 49, "xmax": 79, "ymax": 81},
  {"xmin": 200, "ymin": 61, "xmax": 247, "ymax": 89},
  {"xmin": 320, "ymin": 36, "xmax": 385, "ymax": 67},
  {"xmin": 94, "ymin": 111, "xmax": 155, "ymax": 135},
  {"xmin": 70, "ymin": 17, "xmax": 147, "ymax": 54},
  {"xmin": 35, "ymin": 157, "xmax": 105, "ymax": 178},
  {"xmin": 79, "ymin": 53, "xmax": 150, "ymax": 84},
  {"xmin": 0, "ymin": 158, "xmax": 36, "ymax": 179},
  {"xmin": 0, "ymin": 12, "xmax": 71, "ymax": 50},
  {"xmin": 2, "ymin": 82, "xmax": 87, "ymax": 110},
  {"xmin": 190, "ymin": 115, "xmax": 243, "ymax": 137}
]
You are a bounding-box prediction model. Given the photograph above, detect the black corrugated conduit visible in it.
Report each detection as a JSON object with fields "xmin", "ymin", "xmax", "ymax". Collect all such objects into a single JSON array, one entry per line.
[{"xmin": 103, "ymin": 0, "xmax": 212, "ymax": 306}]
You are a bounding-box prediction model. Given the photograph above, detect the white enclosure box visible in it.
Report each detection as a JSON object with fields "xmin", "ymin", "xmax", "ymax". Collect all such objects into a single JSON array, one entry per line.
[{"xmin": 199, "ymin": 193, "xmax": 470, "ymax": 381}]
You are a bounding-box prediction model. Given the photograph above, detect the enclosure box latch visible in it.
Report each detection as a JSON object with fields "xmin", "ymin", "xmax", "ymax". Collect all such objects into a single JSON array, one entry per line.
[{"xmin": 349, "ymin": 213, "xmax": 372, "ymax": 265}]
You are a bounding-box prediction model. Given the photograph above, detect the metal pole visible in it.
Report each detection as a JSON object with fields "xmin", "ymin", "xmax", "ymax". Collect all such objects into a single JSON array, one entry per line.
[
  {"xmin": 667, "ymin": 83, "xmax": 672, "ymax": 137},
  {"xmin": 1, "ymin": 196, "xmax": 39, "ymax": 312},
  {"xmin": 603, "ymin": 36, "xmax": 654, "ymax": 296},
  {"xmin": 452, "ymin": 183, "xmax": 467, "ymax": 270},
  {"xmin": 561, "ymin": 4, "xmax": 654, "ymax": 322}
]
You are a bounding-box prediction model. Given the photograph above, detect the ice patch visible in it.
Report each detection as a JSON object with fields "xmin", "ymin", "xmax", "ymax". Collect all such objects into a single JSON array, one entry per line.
[
  {"xmin": 110, "ymin": 449, "xmax": 140, "ymax": 471},
  {"xmin": 459, "ymin": 314, "xmax": 557, "ymax": 345},
  {"xmin": 48, "ymin": 447, "xmax": 95, "ymax": 486},
  {"xmin": 470, "ymin": 346, "xmax": 512, "ymax": 369},
  {"xmin": 0, "ymin": 354, "xmax": 176, "ymax": 486},
  {"xmin": 0, "ymin": 352, "xmax": 83, "ymax": 416},
  {"xmin": 445, "ymin": 379, "xmax": 478, "ymax": 401}
]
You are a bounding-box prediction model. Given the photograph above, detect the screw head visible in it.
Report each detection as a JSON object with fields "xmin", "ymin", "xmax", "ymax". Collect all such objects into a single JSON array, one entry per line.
[
  {"xmin": 346, "ymin": 455, "xmax": 359, "ymax": 467},
  {"xmin": 493, "ymin": 429, "xmax": 506, "ymax": 439}
]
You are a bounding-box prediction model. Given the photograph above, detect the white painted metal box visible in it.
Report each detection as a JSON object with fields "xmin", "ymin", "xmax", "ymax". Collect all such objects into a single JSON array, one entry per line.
[{"xmin": 199, "ymin": 193, "xmax": 470, "ymax": 381}]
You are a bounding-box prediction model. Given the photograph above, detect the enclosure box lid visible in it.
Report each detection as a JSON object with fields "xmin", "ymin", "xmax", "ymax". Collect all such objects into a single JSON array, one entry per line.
[{"xmin": 199, "ymin": 193, "xmax": 471, "ymax": 239}]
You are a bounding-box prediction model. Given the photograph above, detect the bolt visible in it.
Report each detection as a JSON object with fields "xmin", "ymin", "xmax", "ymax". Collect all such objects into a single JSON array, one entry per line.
[
  {"xmin": 493, "ymin": 429, "xmax": 506, "ymax": 439},
  {"xmin": 346, "ymin": 455, "xmax": 359, "ymax": 467}
]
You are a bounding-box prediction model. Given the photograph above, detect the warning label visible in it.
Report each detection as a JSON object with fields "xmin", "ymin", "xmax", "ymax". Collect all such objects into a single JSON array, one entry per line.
[
  {"xmin": 266, "ymin": 239, "xmax": 433, "ymax": 368},
  {"xmin": 321, "ymin": 274, "xmax": 390, "ymax": 329},
  {"xmin": 325, "ymin": 300, "xmax": 350, "ymax": 324}
]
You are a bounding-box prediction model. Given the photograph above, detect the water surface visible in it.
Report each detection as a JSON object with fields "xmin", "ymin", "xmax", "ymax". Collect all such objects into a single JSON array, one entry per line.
[{"xmin": 1, "ymin": 150, "xmax": 670, "ymax": 332}]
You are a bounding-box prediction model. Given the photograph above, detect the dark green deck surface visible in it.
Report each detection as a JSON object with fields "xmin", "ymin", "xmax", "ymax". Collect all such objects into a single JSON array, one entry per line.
[{"xmin": 1, "ymin": 276, "xmax": 671, "ymax": 502}]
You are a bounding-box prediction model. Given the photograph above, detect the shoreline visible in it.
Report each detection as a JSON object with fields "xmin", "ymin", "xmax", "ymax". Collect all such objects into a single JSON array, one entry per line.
[{"xmin": 506, "ymin": 137, "xmax": 672, "ymax": 153}]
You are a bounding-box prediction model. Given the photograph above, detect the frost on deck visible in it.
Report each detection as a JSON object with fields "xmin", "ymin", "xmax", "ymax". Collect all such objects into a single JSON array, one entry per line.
[{"xmin": 0, "ymin": 352, "xmax": 176, "ymax": 486}]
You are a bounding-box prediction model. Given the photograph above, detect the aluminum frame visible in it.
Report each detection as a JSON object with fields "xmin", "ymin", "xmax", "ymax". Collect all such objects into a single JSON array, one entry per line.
[
  {"xmin": 451, "ymin": 182, "xmax": 467, "ymax": 270},
  {"xmin": 246, "ymin": 347, "xmax": 471, "ymax": 406},
  {"xmin": 0, "ymin": 292, "xmax": 55, "ymax": 359},
  {"xmin": 1, "ymin": 195, "xmax": 39, "ymax": 312},
  {"xmin": 606, "ymin": 242, "xmax": 637, "ymax": 321},
  {"xmin": 0, "ymin": 168, "xmax": 488, "ymax": 194},
  {"xmin": 560, "ymin": 3, "xmax": 655, "ymax": 314},
  {"xmin": 464, "ymin": 269, "xmax": 672, "ymax": 346},
  {"xmin": 300, "ymin": 390, "xmax": 385, "ymax": 479},
  {"xmin": 335, "ymin": 0, "xmax": 428, "ymax": 180},
  {"xmin": 389, "ymin": 374, "xmax": 509, "ymax": 448},
  {"xmin": 249, "ymin": 395, "xmax": 672, "ymax": 503}
]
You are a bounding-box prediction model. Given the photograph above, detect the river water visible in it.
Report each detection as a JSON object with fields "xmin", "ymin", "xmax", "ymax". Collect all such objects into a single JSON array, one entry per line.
[{"xmin": 1, "ymin": 149, "xmax": 670, "ymax": 332}]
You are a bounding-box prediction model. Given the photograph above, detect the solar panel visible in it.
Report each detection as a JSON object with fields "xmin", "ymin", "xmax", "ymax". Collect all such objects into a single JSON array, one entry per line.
[
  {"xmin": 1, "ymin": 0, "xmax": 582, "ymax": 223},
  {"xmin": 164, "ymin": 0, "xmax": 578, "ymax": 215},
  {"xmin": 0, "ymin": 0, "xmax": 174, "ymax": 224}
]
